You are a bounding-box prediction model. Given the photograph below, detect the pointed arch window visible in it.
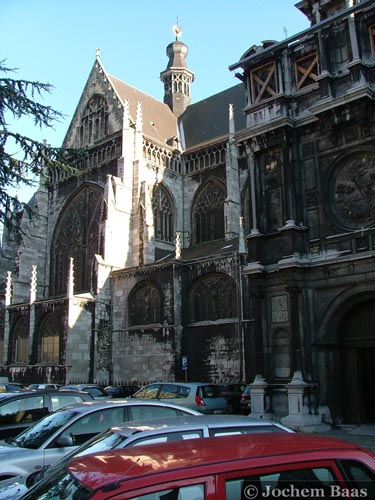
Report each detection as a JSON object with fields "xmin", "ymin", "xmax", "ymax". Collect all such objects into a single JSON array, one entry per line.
[
  {"xmin": 193, "ymin": 180, "xmax": 225, "ymax": 244},
  {"xmin": 13, "ymin": 317, "xmax": 29, "ymax": 364},
  {"xmin": 152, "ymin": 184, "xmax": 174, "ymax": 242},
  {"xmin": 39, "ymin": 314, "xmax": 60, "ymax": 364},
  {"xmin": 190, "ymin": 273, "xmax": 237, "ymax": 322},
  {"xmin": 50, "ymin": 184, "xmax": 102, "ymax": 296},
  {"xmin": 128, "ymin": 281, "xmax": 162, "ymax": 326},
  {"xmin": 79, "ymin": 95, "xmax": 109, "ymax": 146}
]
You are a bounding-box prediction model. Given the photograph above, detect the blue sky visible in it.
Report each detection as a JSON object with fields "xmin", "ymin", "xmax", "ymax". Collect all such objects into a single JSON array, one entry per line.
[{"xmin": 2, "ymin": 0, "xmax": 309, "ymax": 200}]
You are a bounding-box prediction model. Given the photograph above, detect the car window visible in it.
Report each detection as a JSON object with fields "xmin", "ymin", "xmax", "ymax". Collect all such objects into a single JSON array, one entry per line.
[
  {"xmin": 130, "ymin": 484, "xmax": 205, "ymax": 499},
  {"xmin": 129, "ymin": 405, "xmax": 185, "ymax": 420},
  {"xmin": 0, "ymin": 395, "xmax": 47, "ymax": 425},
  {"xmin": 340, "ymin": 459, "xmax": 375, "ymax": 499},
  {"xmin": 199, "ymin": 385, "xmax": 222, "ymax": 398},
  {"xmin": 14, "ymin": 409, "xmax": 79, "ymax": 449},
  {"xmin": 209, "ymin": 425, "xmax": 286, "ymax": 436},
  {"xmin": 225, "ymin": 466, "xmax": 336, "ymax": 500},
  {"xmin": 50, "ymin": 394, "xmax": 88, "ymax": 411},
  {"xmin": 157, "ymin": 384, "xmax": 191, "ymax": 399},
  {"xmin": 86, "ymin": 387, "xmax": 105, "ymax": 397},
  {"xmin": 135, "ymin": 384, "xmax": 161, "ymax": 399},
  {"xmin": 58, "ymin": 407, "xmax": 125, "ymax": 447},
  {"xmin": 129, "ymin": 430, "xmax": 203, "ymax": 447}
]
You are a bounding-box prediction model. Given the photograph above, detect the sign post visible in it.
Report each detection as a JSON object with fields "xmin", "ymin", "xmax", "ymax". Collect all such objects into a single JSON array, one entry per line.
[{"xmin": 182, "ymin": 356, "xmax": 188, "ymax": 383}]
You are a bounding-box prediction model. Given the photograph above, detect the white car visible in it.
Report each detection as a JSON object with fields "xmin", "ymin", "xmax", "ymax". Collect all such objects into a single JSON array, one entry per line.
[
  {"xmin": 0, "ymin": 399, "xmax": 201, "ymax": 484},
  {"xmin": 0, "ymin": 415, "xmax": 293, "ymax": 499}
]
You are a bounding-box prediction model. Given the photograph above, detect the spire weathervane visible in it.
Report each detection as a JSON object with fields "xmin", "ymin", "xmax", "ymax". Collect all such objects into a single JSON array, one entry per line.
[{"xmin": 172, "ymin": 17, "xmax": 182, "ymax": 40}]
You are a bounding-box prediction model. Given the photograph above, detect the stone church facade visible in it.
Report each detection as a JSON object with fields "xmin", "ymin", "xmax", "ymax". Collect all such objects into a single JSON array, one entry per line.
[{"xmin": 1, "ymin": 0, "xmax": 375, "ymax": 424}]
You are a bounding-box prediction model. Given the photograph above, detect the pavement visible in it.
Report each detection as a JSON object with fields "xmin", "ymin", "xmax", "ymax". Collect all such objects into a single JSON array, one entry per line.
[{"xmin": 305, "ymin": 424, "xmax": 375, "ymax": 453}]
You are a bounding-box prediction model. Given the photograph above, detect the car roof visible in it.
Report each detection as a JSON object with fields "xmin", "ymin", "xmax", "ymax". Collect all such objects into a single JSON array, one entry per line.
[
  {"xmin": 62, "ymin": 384, "xmax": 102, "ymax": 388},
  {"xmin": 51, "ymin": 399, "xmax": 202, "ymax": 414},
  {"xmin": 0, "ymin": 389, "xmax": 91, "ymax": 401},
  {"xmin": 139, "ymin": 382, "xmax": 220, "ymax": 388},
  {"xmin": 107, "ymin": 414, "xmax": 293, "ymax": 436},
  {"xmin": 68, "ymin": 433, "xmax": 364, "ymax": 491}
]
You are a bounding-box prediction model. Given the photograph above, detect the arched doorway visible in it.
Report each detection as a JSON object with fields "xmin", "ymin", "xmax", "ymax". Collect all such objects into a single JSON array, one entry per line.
[{"xmin": 339, "ymin": 299, "xmax": 375, "ymax": 423}]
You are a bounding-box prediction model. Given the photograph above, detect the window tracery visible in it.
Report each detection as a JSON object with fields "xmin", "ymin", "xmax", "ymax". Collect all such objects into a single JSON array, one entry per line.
[
  {"xmin": 190, "ymin": 274, "xmax": 237, "ymax": 322},
  {"xmin": 152, "ymin": 184, "xmax": 174, "ymax": 242},
  {"xmin": 79, "ymin": 95, "xmax": 109, "ymax": 146},
  {"xmin": 128, "ymin": 281, "xmax": 162, "ymax": 326},
  {"xmin": 193, "ymin": 180, "xmax": 225, "ymax": 244},
  {"xmin": 39, "ymin": 314, "xmax": 60, "ymax": 364},
  {"xmin": 50, "ymin": 184, "xmax": 102, "ymax": 296}
]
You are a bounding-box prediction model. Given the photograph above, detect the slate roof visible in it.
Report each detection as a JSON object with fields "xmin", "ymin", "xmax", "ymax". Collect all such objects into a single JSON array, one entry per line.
[
  {"xmin": 178, "ymin": 84, "xmax": 246, "ymax": 150},
  {"xmin": 108, "ymin": 75, "xmax": 178, "ymax": 146}
]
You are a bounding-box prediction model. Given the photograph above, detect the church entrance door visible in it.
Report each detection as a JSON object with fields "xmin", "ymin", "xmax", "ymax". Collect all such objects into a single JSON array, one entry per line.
[{"xmin": 339, "ymin": 299, "xmax": 375, "ymax": 424}]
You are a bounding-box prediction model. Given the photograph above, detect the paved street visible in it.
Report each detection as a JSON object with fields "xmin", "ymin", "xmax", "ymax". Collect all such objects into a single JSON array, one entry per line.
[{"xmin": 307, "ymin": 424, "xmax": 375, "ymax": 453}]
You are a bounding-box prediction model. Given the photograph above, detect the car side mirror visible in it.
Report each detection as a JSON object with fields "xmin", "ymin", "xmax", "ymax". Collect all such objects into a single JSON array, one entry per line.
[{"xmin": 55, "ymin": 435, "xmax": 74, "ymax": 447}]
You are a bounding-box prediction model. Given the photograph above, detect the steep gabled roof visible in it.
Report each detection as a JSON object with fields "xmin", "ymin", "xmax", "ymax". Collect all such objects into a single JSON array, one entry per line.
[
  {"xmin": 62, "ymin": 56, "xmax": 178, "ymax": 150},
  {"xmin": 178, "ymin": 84, "xmax": 246, "ymax": 151},
  {"xmin": 108, "ymin": 75, "xmax": 178, "ymax": 145}
]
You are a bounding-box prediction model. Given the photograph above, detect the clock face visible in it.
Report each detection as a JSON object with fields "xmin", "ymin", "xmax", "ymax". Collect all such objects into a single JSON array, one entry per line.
[{"xmin": 332, "ymin": 154, "xmax": 375, "ymax": 226}]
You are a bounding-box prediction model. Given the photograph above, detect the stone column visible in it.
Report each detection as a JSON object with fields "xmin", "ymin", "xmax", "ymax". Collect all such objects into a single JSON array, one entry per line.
[
  {"xmin": 249, "ymin": 374, "xmax": 268, "ymax": 419},
  {"xmin": 245, "ymin": 144, "xmax": 260, "ymax": 236},
  {"xmin": 281, "ymin": 371, "xmax": 321, "ymax": 430}
]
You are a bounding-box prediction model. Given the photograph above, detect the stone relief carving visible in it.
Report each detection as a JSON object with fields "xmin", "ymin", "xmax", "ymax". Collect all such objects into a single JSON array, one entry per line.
[{"xmin": 333, "ymin": 154, "xmax": 375, "ymax": 225}]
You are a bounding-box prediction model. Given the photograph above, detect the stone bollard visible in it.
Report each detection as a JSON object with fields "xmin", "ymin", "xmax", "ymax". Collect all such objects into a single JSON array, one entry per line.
[
  {"xmin": 249, "ymin": 374, "xmax": 268, "ymax": 419},
  {"xmin": 281, "ymin": 370, "xmax": 321, "ymax": 430}
]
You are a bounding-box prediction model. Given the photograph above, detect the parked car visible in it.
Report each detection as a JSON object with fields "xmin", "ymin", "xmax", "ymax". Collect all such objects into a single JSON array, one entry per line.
[
  {"xmin": 0, "ymin": 399, "xmax": 201, "ymax": 481},
  {"xmin": 24, "ymin": 432, "xmax": 375, "ymax": 499},
  {"xmin": 103, "ymin": 385, "xmax": 139, "ymax": 398},
  {"xmin": 133, "ymin": 382, "xmax": 230, "ymax": 414},
  {"xmin": 28, "ymin": 384, "xmax": 61, "ymax": 390},
  {"xmin": 0, "ymin": 414, "xmax": 294, "ymax": 498},
  {"xmin": 60, "ymin": 384, "xmax": 108, "ymax": 400},
  {"xmin": 0, "ymin": 390, "xmax": 94, "ymax": 440},
  {"xmin": 0, "ymin": 382, "xmax": 28, "ymax": 393},
  {"xmin": 219, "ymin": 383, "xmax": 246, "ymax": 413},
  {"xmin": 240, "ymin": 384, "xmax": 251, "ymax": 414}
]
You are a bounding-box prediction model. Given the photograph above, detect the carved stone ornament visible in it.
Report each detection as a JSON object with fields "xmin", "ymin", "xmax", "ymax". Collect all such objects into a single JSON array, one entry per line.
[{"xmin": 332, "ymin": 154, "xmax": 375, "ymax": 226}]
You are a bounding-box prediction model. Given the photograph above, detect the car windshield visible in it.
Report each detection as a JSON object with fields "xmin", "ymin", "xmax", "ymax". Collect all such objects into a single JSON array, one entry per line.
[
  {"xmin": 28, "ymin": 428, "xmax": 128, "ymax": 488},
  {"xmin": 10, "ymin": 409, "xmax": 79, "ymax": 449},
  {"xmin": 23, "ymin": 468, "xmax": 91, "ymax": 500}
]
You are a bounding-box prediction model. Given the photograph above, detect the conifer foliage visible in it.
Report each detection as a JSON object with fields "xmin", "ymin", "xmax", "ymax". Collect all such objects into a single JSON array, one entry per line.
[{"xmin": 0, "ymin": 60, "xmax": 82, "ymax": 241}]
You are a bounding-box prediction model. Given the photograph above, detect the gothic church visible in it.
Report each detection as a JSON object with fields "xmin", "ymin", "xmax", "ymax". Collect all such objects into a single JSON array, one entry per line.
[{"xmin": 1, "ymin": 0, "xmax": 375, "ymax": 425}]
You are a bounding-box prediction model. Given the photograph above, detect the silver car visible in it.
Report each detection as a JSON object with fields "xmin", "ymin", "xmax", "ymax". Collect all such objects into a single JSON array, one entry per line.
[
  {"xmin": 0, "ymin": 415, "xmax": 293, "ymax": 499},
  {"xmin": 0, "ymin": 399, "xmax": 201, "ymax": 483}
]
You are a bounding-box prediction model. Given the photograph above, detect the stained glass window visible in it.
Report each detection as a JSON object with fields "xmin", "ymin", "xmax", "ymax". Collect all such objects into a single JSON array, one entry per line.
[
  {"xmin": 152, "ymin": 184, "xmax": 174, "ymax": 242},
  {"xmin": 129, "ymin": 282, "xmax": 162, "ymax": 326},
  {"xmin": 190, "ymin": 274, "xmax": 237, "ymax": 322},
  {"xmin": 79, "ymin": 95, "xmax": 109, "ymax": 146},
  {"xmin": 193, "ymin": 180, "xmax": 225, "ymax": 244},
  {"xmin": 50, "ymin": 184, "xmax": 102, "ymax": 296},
  {"xmin": 14, "ymin": 317, "xmax": 29, "ymax": 364},
  {"xmin": 39, "ymin": 314, "xmax": 60, "ymax": 364}
]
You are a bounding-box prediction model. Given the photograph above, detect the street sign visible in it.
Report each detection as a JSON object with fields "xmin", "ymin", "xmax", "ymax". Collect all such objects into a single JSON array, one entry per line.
[{"xmin": 182, "ymin": 356, "xmax": 188, "ymax": 370}]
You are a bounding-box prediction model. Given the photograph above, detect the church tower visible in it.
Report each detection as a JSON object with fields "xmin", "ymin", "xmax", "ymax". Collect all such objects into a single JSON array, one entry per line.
[{"xmin": 160, "ymin": 24, "xmax": 194, "ymax": 118}]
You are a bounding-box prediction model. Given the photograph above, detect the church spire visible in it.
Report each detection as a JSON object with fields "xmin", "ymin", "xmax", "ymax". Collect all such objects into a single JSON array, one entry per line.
[{"xmin": 160, "ymin": 22, "xmax": 194, "ymax": 118}]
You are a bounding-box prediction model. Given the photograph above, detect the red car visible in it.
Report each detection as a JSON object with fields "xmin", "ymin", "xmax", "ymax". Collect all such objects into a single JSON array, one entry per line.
[{"xmin": 25, "ymin": 432, "xmax": 375, "ymax": 499}]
